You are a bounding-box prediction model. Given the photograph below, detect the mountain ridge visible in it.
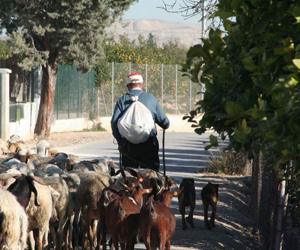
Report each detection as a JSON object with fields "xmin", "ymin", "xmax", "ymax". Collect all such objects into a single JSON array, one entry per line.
[{"xmin": 107, "ymin": 19, "xmax": 202, "ymax": 48}]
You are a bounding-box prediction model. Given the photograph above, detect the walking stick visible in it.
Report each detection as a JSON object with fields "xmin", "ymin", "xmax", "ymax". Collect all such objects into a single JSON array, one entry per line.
[
  {"xmin": 119, "ymin": 151, "xmax": 123, "ymax": 169},
  {"xmin": 163, "ymin": 129, "xmax": 166, "ymax": 176}
]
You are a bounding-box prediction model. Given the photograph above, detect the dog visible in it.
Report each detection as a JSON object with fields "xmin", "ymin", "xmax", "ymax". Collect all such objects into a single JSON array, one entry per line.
[
  {"xmin": 178, "ymin": 178, "xmax": 196, "ymax": 230},
  {"xmin": 201, "ymin": 182, "xmax": 219, "ymax": 230}
]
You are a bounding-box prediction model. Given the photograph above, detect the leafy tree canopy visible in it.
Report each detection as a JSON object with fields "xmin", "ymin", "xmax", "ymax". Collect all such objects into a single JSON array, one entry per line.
[
  {"xmin": 0, "ymin": 0, "xmax": 138, "ymax": 137},
  {"xmin": 0, "ymin": 39, "xmax": 11, "ymax": 60},
  {"xmin": 94, "ymin": 33, "xmax": 188, "ymax": 86},
  {"xmin": 183, "ymin": 0, "xmax": 300, "ymax": 168},
  {"xmin": 0, "ymin": 0, "xmax": 137, "ymax": 71},
  {"xmin": 104, "ymin": 32, "xmax": 188, "ymax": 64}
]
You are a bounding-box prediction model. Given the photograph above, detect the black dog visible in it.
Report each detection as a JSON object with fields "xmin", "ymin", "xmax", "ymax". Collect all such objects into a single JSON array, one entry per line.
[
  {"xmin": 178, "ymin": 178, "xmax": 196, "ymax": 230},
  {"xmin": 201, "ymin": 182, "xmax": 219, "ymax": 230}
]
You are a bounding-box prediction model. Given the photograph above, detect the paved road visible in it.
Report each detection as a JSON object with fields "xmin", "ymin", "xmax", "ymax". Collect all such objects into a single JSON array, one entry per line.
[
  {"xmin": 58, "ymin": 131, "xmax": 226, "ymax": 250},
  {"xmin": 58, "ymin": 131, "xmax": 223, "ymax": 179}
]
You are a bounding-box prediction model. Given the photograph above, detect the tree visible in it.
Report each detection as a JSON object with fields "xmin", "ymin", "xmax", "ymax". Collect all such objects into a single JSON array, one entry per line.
[
  {"xmin": 160, "ymin": 0, "xmax": 219, "ymax": 32},
  {"xmin": 184, "ymin": 0, "xmax": 300, "ymax": 166},
  {"xmin": 0, "ymin": 0, "xmax": 137, "ymax": 137},
  {"xmin": 183, "ymin": 1, "xmax": 300, "ymax": 247}
]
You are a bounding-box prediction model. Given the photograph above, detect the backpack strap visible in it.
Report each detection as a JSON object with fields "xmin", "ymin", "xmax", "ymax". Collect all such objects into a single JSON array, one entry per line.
[{"xmin": 126, "ymin": 91, "xmax": 144, "ymax": 102}]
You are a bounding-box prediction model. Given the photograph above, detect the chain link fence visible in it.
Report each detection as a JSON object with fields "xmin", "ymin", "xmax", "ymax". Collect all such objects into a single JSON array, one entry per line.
[
  {"xmin": 99, "ymin": 62, "xmax": 203, "ymax": 117},
  {"xmin": 53, "ymin": 65, "xmax": 96, "ymax": 120},
  {"xmin": 53, "ymin": 62, "xmax": 203, "ymax": 120}
]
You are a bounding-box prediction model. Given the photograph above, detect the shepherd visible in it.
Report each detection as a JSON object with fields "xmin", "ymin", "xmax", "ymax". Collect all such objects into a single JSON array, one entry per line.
[{"xmin": 111, "ymin": 72, "xmax": 170, "ymax": 171}]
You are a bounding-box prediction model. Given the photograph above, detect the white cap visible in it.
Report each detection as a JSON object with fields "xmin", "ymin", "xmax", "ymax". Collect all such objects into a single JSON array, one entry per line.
[{"xmin": 127, "ymin": 72, "xmax": 143, "ymax": 84}]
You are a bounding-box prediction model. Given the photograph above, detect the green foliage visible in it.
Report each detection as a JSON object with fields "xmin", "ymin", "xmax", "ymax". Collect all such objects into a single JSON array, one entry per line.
[
  {"xmin": 183, "ymin": 0, "xmax": 300, "ymax": 168},
  {"xmin": 103, "ymin": 33, "xmax": 187, "ymax": 65},
  {"xmin": 0, "ymin": 40, "xmax": 12, "ymax": 60},
  {"xmin": 0, "ymin": 0, "xmax": 138, "ymax": 71},
  {"xmin": 94, "ymin": 33, "xmax": 188, "ymax": 86}
]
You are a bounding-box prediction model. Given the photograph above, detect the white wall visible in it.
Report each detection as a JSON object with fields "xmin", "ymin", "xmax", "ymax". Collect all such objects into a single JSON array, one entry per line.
[
  {"xmin": 50, "ymin": 118, "xmax": 95, "ymax": 133},
  {"xmin": 9, "ymin": 103, "xmax": 36, "ymax": 141}
]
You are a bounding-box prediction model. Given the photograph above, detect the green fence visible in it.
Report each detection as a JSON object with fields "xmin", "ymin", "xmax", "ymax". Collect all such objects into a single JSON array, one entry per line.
[
  {"xmin": 54, "ymin": 63, "xmax": 203, "ymax": 120},
  {"xmin": 54, "ymin": 65, "xmax": 96, "ymax": 120}
]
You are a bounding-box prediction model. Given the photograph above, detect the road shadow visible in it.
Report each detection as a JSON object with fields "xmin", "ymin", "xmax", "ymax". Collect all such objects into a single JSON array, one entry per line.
[{"xmin": 169, "ymin": 174, "xmax": 259, "ymax": 250}]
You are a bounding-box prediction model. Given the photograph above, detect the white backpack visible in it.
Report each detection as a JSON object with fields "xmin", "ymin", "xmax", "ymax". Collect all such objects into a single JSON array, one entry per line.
[{"xmin": 117, "ymin": 93, "xmax": 155, "ymax": 144}]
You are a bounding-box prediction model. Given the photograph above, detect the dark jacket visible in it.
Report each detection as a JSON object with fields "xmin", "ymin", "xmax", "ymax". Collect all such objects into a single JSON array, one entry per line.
[{"xmin": 111, "ymin": 89, "xmax": 170, "ymax": 143}]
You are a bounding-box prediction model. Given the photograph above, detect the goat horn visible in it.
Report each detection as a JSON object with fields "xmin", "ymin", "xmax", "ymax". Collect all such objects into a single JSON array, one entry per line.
[
  {"xmin": 109, "ymin": 161, "xmax": 119, "ymax": 168},
  {"xmin": 0, "ymin": 172, "xmax": 21, "ymax": 180},
  {"xmin": 30, "ymin": 175, "xmax": 52, "ymax": 185}
]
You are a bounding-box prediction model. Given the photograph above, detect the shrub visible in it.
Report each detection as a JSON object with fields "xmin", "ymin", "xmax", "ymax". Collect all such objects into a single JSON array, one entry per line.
[{"xmin": 208, "ymin": 149, "xmax": 250, "ymax": 175}]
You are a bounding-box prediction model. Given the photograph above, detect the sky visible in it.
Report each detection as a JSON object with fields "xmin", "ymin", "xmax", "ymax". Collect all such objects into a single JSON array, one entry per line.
[{"xmin": 123, "ymin": 0, "xmax": 201, "ymax": 25}]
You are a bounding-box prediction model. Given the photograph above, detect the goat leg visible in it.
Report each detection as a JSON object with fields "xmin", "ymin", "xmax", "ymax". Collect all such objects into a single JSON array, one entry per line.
[
  {"xmin": 210, "ymin": 203, "xmax": 217, "ymax": 228},
  {"xmin": 165, "ymin": 239, "xmax": 171, "ymax": 250},
  {"xmin": 203, "ymin": 204, "xmax": 211, "ymax": 230},
  {"xmin": 186, "ymin": 203, "xmax": 195, "ymax": 228}
]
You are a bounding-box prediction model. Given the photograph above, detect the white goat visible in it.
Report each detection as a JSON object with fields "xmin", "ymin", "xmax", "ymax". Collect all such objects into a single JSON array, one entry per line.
[{"xmin": 0, "ymin": 189, "xmax": 28, "ymax": 250}]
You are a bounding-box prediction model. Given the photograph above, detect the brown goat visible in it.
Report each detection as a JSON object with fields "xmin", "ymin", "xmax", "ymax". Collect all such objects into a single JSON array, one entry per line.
[
  {"xmin": 201, "ymin": 182, "xmax": 219, "ymax": 230},
  {"xmin": 139, "ymin": 188, "xmax": 180, "ymax": 250},
  {"xmin": 97, "ymin": 182, "xmax": 151, "ymax": 250},
  {"xmin": 103, "ymin": 188, "xmax": 140, "ymax": 250},
  {"xmin": 178, "ymin": 178, "xmax": 196, "ymax": 230}
]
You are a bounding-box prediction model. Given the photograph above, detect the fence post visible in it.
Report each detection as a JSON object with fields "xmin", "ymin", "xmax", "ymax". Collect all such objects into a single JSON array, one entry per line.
[
  {"xmin": 189, "ymin": 78, "xmax": 192, "ymax": 111},
  {"xmin": 77, "ymin": 69, "xmax": 80, "ymax": 118},
  {"xmin": 68, "ymin": 66, "xmax": 70, "ymax": 119},
  {"xmin": 111, "ymin": 62, "xmax": 114, "ymax": 116},
  {"xmin": 56, "ymin": 68, "xmax": 59, "ymax": 119},
  {"xmin": 175, "ymin": 64, "xmax": 178, "ymax": 114},
  {"xmin": 161, "ymin": 64, "xmax": 164, "ymax": 109},
  {"xmin": 145, "ymin": 63, "xmax": 148, "ymax": 92},
  {"xmin": 97, "ymin": 87, "xmax": 100, "ymax": 118},
  {"xmin": 0, "ymin": 68, "xmax": 12, "ymax": 141}
]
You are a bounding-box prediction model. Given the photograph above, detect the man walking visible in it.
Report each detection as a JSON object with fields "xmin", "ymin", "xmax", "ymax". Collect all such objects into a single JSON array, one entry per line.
[{"xmin": 111, "ymin": 72, "xmax": 170, "ymax": 171}]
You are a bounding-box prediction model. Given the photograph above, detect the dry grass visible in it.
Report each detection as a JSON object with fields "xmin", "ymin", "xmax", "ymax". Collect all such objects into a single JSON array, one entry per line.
[{"xmin": 207, "ymin": 149, "xmax": 251, "ymax": 175}]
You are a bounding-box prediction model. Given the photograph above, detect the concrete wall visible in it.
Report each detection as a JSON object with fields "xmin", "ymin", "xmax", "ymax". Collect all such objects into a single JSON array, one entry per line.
[
  {"xmin": 50, "ymin": 118, "xmax": 95, "ymax": 133},
  {"xmin": 9, "ymin": 103, "xmax": 36, "ymax": 141},
  {"xmin": 100, "ymin": 114, "xmax": 198, "ymax": 133},
  {"xmin": 8, "ymin": 113, "xmax": 198, "ymax": 141}
]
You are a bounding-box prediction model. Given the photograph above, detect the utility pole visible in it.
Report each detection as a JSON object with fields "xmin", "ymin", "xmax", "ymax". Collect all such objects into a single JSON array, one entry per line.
[{"xmin": 202, "ymin": 0, "xmax": 206, "ymax": 39}]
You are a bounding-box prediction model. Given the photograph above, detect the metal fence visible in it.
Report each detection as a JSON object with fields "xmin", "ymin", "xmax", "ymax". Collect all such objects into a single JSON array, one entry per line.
[
  {"xmin": 100, "ymin": 62, "xmax": 202, "ymax": 117},
  {"xmin": 53, "ymin": 62, "xmax": 203, "ymax": 120},
  {"xmin": 54, "ymin": 65, "xmax": 96, "ymax": 120}
]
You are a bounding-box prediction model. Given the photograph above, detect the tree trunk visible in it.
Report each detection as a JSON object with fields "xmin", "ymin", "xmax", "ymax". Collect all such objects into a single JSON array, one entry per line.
[{"xmin": 34, "ymin": 62, "xmax": 58, "ymax": 137}]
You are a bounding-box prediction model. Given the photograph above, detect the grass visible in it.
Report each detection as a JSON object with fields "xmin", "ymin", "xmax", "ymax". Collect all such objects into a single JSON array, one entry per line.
[{"xmin": 206, "ymin": 148, "xmax": 250, "ymax": 175}]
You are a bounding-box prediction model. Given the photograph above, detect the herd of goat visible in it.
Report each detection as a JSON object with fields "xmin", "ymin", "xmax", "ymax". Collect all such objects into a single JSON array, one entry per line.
[{"xmin": 0, "ymin": 135, "xmax": 219, "ymax": 250}]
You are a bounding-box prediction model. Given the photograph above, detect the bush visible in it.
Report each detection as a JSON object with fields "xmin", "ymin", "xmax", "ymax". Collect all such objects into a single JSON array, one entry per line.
[{"xmin": 208, "ymin": 149, "xmax": 250, "ymax": 175}]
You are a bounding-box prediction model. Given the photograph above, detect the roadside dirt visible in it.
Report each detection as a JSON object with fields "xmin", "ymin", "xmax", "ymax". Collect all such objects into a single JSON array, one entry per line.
[
  {"xmin": 23, "ymin": 131, "xmax": 260, "ymax": 250},
  {"xmin": 24, "ymin": 130, "xmax": 113, "ymax": 148},
  {"xmin": 171, "ymin": 173, "xmax": 260, "ymax": 250}
]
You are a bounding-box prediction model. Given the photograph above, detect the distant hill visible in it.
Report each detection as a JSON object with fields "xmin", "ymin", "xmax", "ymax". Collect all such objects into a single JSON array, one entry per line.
[{"xmin": 106, "ymin": 19, "xmax": 202, "ymax": 48}]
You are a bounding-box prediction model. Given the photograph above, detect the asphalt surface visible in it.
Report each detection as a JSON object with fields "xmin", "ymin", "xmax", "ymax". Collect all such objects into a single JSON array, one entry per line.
[
  {"xmin": 58, "ymin": 131, "xmax": 223, "ymax": 179},
  {"xmin": 58, "ymin": 131, "xmax": 226, "ymax": 250}
]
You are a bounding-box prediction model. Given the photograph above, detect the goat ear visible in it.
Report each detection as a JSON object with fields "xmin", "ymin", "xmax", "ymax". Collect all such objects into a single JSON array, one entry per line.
[
  {"xmin": 103, "ymin": 191, "xmax": 111, "ymax": 207},
  {"xmin": 120, "ymin": 168, "xmax": 128, "ymax": 181},
  {"xmin": 118, "ymin": 203, "xmax": 126, "ymax": 218},
  {"xmin": 136, "ymin": 172, "xmax": 144, "ymax": 183},
  {"xmin": 174, "ymin": 187, "xmax": 184, "ymax": 196},
  {"xmin": 120, "ymin": 181, "xmax": 129, "ymax": 190},
  {"xmin": 109, "ymin": 161, "xmax": 119, "ymax": 168},
  {"xmin": 49, "ymin": 186, "xmax": 60, "ymax": 198},
  {"xmin": 143, "ymin": 188, "xmax": 153, "ymax": 194},
  {"xmin": 27, "ymin": 176, "xmax": 40, "ymax": 206},
  {"xmin": 156, "ymin": 186, "xmax": 165, "ymax": 196}
]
